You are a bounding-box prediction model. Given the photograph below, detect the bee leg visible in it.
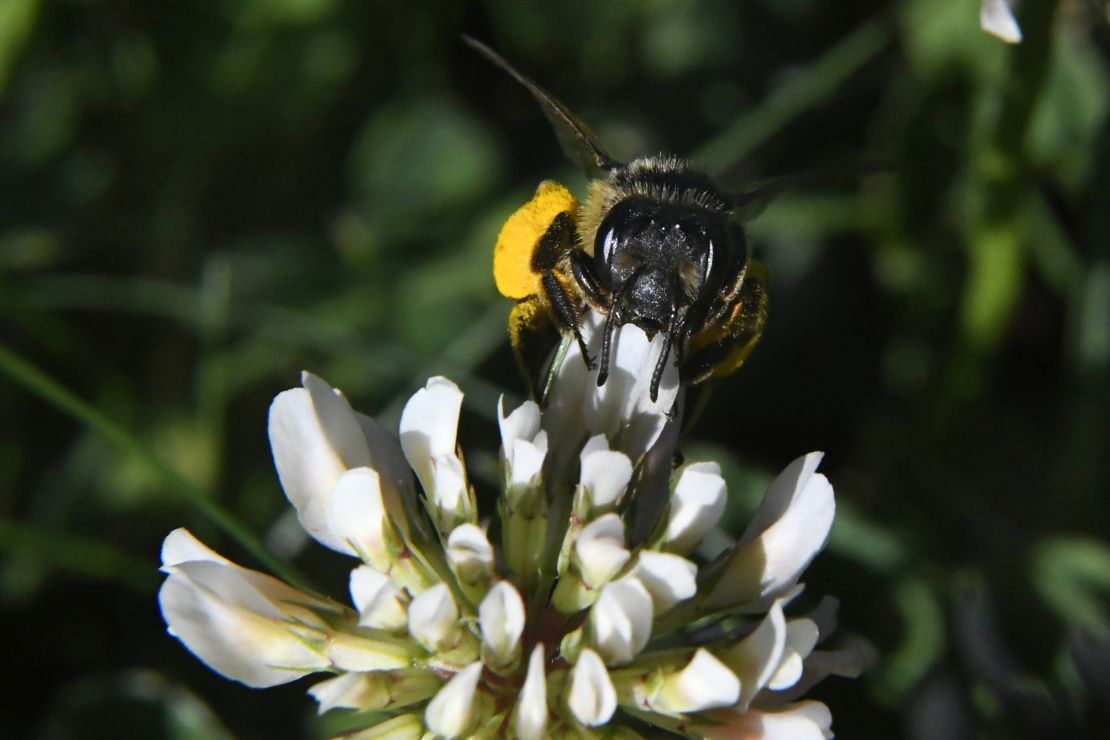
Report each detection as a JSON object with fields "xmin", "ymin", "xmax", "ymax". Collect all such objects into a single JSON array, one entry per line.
[
  {"xmin": 682, "ymin": 266, "xmax": 767, "ymax": 383},
  {"xmin": 597, "ymin": 271, "xmax": 644, "ymax": 387},
  {"xmin": 540, "ymin": 271, "xmax": 594, "ymax": 368},
  {"xmin": 509, "ymin": 297, "xmax": 559, "ymax": 400},
  {"xmin": 569, "ymin": 249, "xmax": 610, "ymax": 309}
]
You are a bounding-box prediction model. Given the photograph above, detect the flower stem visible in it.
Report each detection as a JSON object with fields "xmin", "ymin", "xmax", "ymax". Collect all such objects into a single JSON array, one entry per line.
[{"xmin": 0, "ymin": 342, "xmax": 311, "ymax": 590}]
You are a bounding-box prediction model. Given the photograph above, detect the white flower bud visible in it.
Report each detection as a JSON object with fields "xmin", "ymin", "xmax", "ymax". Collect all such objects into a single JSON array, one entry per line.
[
  {"xmin": 514, "ymin": 644, "xmax": 549, "ymax": 739},
  {"xmin": 508, "ymin": 437, "xmax": 546, "ymax": 492},
  {"xmin": 567, "ymin": 648, "xmax": 617, "ymax": 726},
  {"xmin": 498, "ymin": 396, "xmax": 542, "ymax": 450},
  {"xmin": 408, "ymin": 583, "xmax": 459, "ymax": 652},
  {"xmin": 589, "ymin": 577, "xmax": 654, "ymax": 665},
  {"xmin": 579, "ymin": 438, "xmax": 632, "ymax": 510},
  {"xmin": 498, "ymin": 397, "xmax": 548, "ymax": 503},
  {"xmin": 666, "ymin": 462, "xmax": 727, "ymax": 554},
  {"xmin": 399, "ymin": 376, "xmax": 464, "ymax": 496},
  {"xmin": 431, "ymin": 452, "xmax": 468, "ymax": 513},
  {"xmin": 323, "ymin": 631, "xmax": 414, "ymax": 673},
  {"xmin": 586, "ymin": 322, "xmax": 679, "ymax": 452},
  {"xmin": 309, "ymin": 673, "xmax": 381, "ymax": 713},
  {"xmin": 655, "ymin": 648, "xmax": 740, "ymax": 713},
  {"xmin": 446, "ymin": 523, "xmax": 494, "ymax": 584},
  {"xmin": 697, "ymin": 700, "xmax": 833, "ymax": 740},
  {"xmin": 158, "ymin": 529, "xmax": 330, "ymax": 688},
  {"xmin": 349, "ymin": 565, "xmax": 407, "ymax": 631},
  {"xmin": 703, "ymin": 452, "xmax": 834, "ymax": 610},
  {"xmin": 479, "ymin": 581, "xmax": 526, "ymax": 665},
  {"xmin": 330, "ymin": 467, "xmax": 392, "ymax": 568},
  {"xmin": 574, "ymin": 513, "xmax": 630, "ymax": 588},
  {"xmin": 424, "ymin": 662, "xmax": 483, "ymax": 738},
  {"xmin": 718, "ymin": 600, "xmax": 788, "ymax": 710},
  {"xmin": 269, "ymin": 373, "xmax": 373, "ymax": 554},
  {"xmin": 629, "ymin": 550, "xmax": 697, "ymax": 613},
  {"xmin": 768, "ymin": 618, "xmax": 820, "ymax": 690},
  {"xmin": 543, "ymin": 315, "xmax": 679, "ymax": 466}
]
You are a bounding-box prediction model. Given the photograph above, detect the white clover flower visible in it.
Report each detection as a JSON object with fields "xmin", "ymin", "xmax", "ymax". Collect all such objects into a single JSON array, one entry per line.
[
  {"xmin": 589, "ymin": 576, "xmax": 654, "ymax": 665},
  {"xmin": 652, "ymin": 648, "xmax": 740, "ymax": 713},
  {"xmin": 158, "ymin": 528, "xmax": 334, "ymax": 688},
  {"xmin": 478, "ymin": 581, "xmax": 525, "ymax": 667},
  {"xmin": 567, "ymin": 648, "xmax": 618, "ymax": 726},
  {"xmin": 445, "ymin": 522, "xmax": 494, "ymax": 595},
  {"xmin": 349, "ymin": 564, "xmax": 407, "ymax": 631},
  {"xmin": 697, "ymin": 700, "xmax": 834, "ymax": 740},
  {"xmin": 399, "ymin": 377, "xmax": 474, "ymax": 534},
  {"xmin": 424, "ymin": 661, "xmax": 484, "ymax": 737},
  {"xmin": 514, "ymin": 644, "xmax": 549, "ymax": 739},
  {"xmin": 544, "ymin": 313, "xmax": 681, "ymax": 471},
  {"xmin": 629, "ymin": 549, "xmax": 698, "ymax": 612},
  {"xmin": 666, "ymin": 461, "xmax": 728, "ymax": 554},
  {"xmin": 408, "ymin": 582, "xmax": 462, "ymax": 654},
  {"xmin": 159, "ymin": 313, "xmax": 853, "ymax": 736},
  {"xmin": 696, "ymin": 451, "xmax": 836, "ymax": 612},
  {"xmin": 574, "ymin": 513, "xmax": 632, "ymax": 588},
  {"xmin": 497, "ymin": 396, "xmax": 547, "ymax": 498}
]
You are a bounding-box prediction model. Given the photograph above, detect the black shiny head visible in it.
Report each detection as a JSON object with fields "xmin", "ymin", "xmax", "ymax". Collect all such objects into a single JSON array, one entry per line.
[
  {"xmin": 594, "ymin": 198, "xmax": 734, "ymax": 331},
  {"xmin": 577, "ymin": 196, "xmax": 742, "ymax": 400}
]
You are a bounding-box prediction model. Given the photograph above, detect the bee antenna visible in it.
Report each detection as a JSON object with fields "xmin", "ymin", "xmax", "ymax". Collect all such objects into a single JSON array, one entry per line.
[
  {"xmin": 461, "ymin": 35, "xmax": 621, "ymax": 173},
  {"xmin": 597, "ymin": 306, "xmax": 619, "ymax": 387},
  {"xmin": 649, "ymin": 301, "xmax": 680, "ymax": 402},
  {"xmin": 649, "ymin": 331, "xmax": 673, "ymax": 403},
  {"xmin": 726, "ymin": 158, "xmax": 892, "ymax": 209},
  {"xmin": 596, "ymin": 270, "xmax": 647, "ymax": 387}
]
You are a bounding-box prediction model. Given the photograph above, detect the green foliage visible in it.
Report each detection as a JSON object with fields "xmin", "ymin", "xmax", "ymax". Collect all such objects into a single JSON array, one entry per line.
[{"xmin": 2, "ymin": 1, "xmax": 1108, "ymax": 737}]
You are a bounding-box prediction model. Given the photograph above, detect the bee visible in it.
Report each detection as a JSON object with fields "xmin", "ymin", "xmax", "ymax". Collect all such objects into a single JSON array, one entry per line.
[{"xmin": 468, "ymin": 38, "xmax": 767, "ymax": 403}]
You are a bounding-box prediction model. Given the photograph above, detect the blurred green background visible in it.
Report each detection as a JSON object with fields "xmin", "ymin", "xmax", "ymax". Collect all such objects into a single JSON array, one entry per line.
[{"xmin": 2, "ymin": 0, "xmax": 1108, "ymax": 737}]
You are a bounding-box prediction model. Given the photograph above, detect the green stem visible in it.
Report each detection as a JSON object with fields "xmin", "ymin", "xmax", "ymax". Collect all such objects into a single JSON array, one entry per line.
[
  {"xmin": 693, "ymin": 19, "xmax": 890, "ymax": 171},
  {"xmin": 0, "ymin": 342, "xmax": 311, "ymax": 590},
  {"xmin": 0, "ymin": 518, "xmax": 159, "ymax": 592},
  {"xmin": 957, "ymin": 0, "xmax": 1060, "ymax": 354}
]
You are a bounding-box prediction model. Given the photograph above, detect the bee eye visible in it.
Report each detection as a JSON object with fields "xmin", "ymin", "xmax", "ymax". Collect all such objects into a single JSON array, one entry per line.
[
  {"xmin": 701, "ymin": 229, "xmax": 733, "ymax": 297},
  {"xmin": 600, "ymin": 227, "xmax": 619, "ymax": 267},
  {"xmin": 703, "ymin": 237, "xmax": 716, "ymax": 286}
]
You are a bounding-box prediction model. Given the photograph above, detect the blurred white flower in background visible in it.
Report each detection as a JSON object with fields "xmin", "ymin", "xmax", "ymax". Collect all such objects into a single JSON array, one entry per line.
[
  {"xmin": 981, "ymin": 0, "xmax": 1023, "ymax": 43},
  {"xmin": 158, "ymin": 316, "xmax": 861, "ymax": 737}
]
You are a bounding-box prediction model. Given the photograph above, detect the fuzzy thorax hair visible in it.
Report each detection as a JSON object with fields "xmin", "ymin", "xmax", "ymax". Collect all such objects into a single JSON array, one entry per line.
[{"xmin": 576, "ymin": 155, "xmax": 732, "ymax": 252}]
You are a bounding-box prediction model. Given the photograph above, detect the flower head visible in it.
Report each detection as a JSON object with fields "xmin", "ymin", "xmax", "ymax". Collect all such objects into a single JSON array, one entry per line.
[{"xmin": 159, "ymin": 316, "xmax": 858, "ymax": 736}]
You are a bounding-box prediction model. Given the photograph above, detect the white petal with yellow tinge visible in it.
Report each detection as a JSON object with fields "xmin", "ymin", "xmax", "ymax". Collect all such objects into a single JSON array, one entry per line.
[
  {"xmin": 269, "ymin": 372, "xmax": 374, "ymax": 554},
  {"xmin": 407, "ymin": 582, "xmax": 458, "ymax": 652},
  {"xmin": 568, "ymin": 649, "xmax": 617, "ymax": 726},
  {"xmin": 590, "ymin": 577, "xmax": 654, "ymax": 665},
  {"xmin": 575, "ymin": 513, "xmax": 630, "ymax": 588},
  {"xmin": 399, "ymin": 376, "xmax": 464, "ymax": 496},
  {"xmin": 424, "ymin": 662, "xmax": 483, "ymax": 738},
  {"xmin": 349, "ymin": 565, "xmax": 407, "ymax": 631},
  {"xmin": 479, "ymin": 581, "xmax": 525, "ymax": 664},
  {"xmin": 513, "ymin": 645, "xmax": 549, "ymax": 740}
]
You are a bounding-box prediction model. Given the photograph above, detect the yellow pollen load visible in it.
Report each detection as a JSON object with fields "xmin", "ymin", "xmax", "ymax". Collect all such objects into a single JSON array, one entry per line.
[{"xmin": 494, "ymin": 180, "xmax": 578, "ymax": 299}]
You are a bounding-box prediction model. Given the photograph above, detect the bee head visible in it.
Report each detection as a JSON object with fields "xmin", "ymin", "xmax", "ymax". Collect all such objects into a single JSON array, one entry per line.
[{"xmin": 592, "ymin": 198, "xmax": 733, "ymax": 335}]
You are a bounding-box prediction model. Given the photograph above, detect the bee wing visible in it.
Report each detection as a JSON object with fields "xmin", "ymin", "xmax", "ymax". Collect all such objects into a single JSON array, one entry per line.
[
  {"xmin": 727, "ymin": 159, "xmax": 890, "ymax": 221},
  {"xmin": 463, "ymin": 36, "xmax": 620, "ymax": 175}
]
